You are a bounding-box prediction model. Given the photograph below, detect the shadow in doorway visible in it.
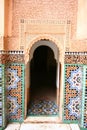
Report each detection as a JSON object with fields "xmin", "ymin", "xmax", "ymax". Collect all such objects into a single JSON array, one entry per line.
[{"xmin": 28, "ymin": 46, "xmax": 59, "ymax": 116}]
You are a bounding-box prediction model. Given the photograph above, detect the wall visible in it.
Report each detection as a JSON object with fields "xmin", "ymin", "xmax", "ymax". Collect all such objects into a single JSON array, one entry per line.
[
  {"xmin": 77, "ymin": 0, "xmax": 87, "ymax": 39},
  {"xmin": 11, "ymin": 0, "xmax": 77, "ymax": 35},
  {"xmin": 0, "ymin": 0, "xmax": 4, "ymax": 36},
  {"xmin": 0, "ymin": 1, "xmax": 87, "ymax": 129},
  {"xmin": 64, "ymin": 52, "xmax": 87, "ymax": 129},
  {"xmin": 4, "ymin": 0, "xmax": 81, "ymax": 51},
  {"xmin": 0, "ymin": 0, "xmax": 5, "ymax": 50}
]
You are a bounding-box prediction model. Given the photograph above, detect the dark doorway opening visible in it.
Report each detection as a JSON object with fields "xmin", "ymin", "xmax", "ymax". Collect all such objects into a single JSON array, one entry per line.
[{"xmin": 28, "ymin": 45, "xmax": 58, "ymax": 116}]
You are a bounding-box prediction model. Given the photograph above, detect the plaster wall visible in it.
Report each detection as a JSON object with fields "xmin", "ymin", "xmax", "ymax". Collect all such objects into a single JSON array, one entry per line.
[
  {"xmin": 0, "ymin": 0, "xmax": 86, "ymax": 51},
  {"xmin": 0, "ymin": 0, "xmax": 4, "ymax": 36},
  {"xmin": 4, "ymin": 0, "xmax": 79, "ymax": 51},
  {"xmin": 0, "ymin": 0, "xmax": 5, "ymax": 50},
  {"xmin": 77, "ymin": 0, "xmax": 87, "ymax": 39}
]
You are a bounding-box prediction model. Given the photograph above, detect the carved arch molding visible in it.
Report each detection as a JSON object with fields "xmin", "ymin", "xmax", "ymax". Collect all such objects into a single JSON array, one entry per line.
[{"xmin": 19, "ymin": 19, "xmax": 71, "ymax": 62}]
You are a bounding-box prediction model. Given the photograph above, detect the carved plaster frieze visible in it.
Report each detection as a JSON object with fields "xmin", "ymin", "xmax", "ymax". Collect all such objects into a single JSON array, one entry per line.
[
  {"xmin": 19, "ymin": 19, "xmax": 71, "ymax": 63},
  {"xmin": 19, "ymin": 19, "xmax": 71, "ymax": 49},
  {"xmin": 24, "ymin": 34, "xmax": 64, "ymax": 63},
  {"xmin": 0, "ymin": 50, "xmax": 24, "ymax": 64},
  {"xmin": 65, "ymin": 52, "xmax": 87, "ymax": 64}
]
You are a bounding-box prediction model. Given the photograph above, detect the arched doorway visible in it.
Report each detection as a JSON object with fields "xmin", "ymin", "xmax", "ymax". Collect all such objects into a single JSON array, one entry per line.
[{"xmin": 27, "ymin": 40, "xmax": 59, "ymax": 116}]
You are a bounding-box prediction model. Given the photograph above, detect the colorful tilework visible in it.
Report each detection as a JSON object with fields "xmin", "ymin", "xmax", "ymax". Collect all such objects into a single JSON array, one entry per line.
[
  {"xmin": 80, "ymin": 67, "xmax": 87, "ymax": 128},
  {"xmin": 0, "ymin": 65, "xmax": 5, "ymax": 129},
  {"xmin": 28, "ymin": 99, "xmax": 58, "ymax": 116},
  {"xmin": 6, "ymin": 64, "xmax": 25, "ymax": 122},
  {"xmin": 63, "ymin": 64, "xmax": 82, "ymax": 123}
]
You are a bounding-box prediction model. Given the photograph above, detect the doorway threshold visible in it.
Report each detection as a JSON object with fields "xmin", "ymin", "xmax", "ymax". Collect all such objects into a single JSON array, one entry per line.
[
  {"xmin": 27, "ymin": 114, "xmax": 59, "ymax": 117},
  {"xmin": 24, "ymin": 116, "xmax": 62, "ymax": 123}
]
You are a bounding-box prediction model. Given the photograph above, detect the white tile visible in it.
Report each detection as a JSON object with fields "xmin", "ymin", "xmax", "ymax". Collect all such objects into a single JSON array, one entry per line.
[
  {"xmin": 5, "ymin": 123, "xmax": 21, "ymax": 130},
  {"xmin": 20, "ymin": 123, "xmax": 71, "ymax": 130},
  {"xmin": 70, "ymin": 124, "xmax": 80, "ymax": 130},
  {"xmin": 24, "ymin": 116, "xmax": 61, "ymax": 123},
  {"xmin": 4, "ymin": 123, "xmax": 80, "ymax": 130}
]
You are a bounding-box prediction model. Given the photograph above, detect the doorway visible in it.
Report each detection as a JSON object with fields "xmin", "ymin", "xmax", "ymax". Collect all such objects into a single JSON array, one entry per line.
[{"xmin": 28, "ymin": 42, "xmax": 59, "ymax": 116}]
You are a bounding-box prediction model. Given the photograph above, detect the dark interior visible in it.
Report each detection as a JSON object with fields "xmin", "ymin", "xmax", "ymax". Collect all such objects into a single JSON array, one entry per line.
[{"xmin": 29, "ymin": 45, "xmax": 57, "ymax": 102}]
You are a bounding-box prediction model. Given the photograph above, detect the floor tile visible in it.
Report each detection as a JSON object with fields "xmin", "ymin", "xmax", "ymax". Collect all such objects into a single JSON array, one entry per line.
[
  {"xmin": 20, "ymin": 123, "xmax": 71, "ymax": 130},
  {"xmin": 70, "ymin": 124, "xmax": 80, "ymax": 130},
  {"xmin": 28, "ymin": 99, "xmax": 58, "ymax": 116},
  {"xmin": 5, "ymin": 123, "xmax": 21, "ymax": 130}
]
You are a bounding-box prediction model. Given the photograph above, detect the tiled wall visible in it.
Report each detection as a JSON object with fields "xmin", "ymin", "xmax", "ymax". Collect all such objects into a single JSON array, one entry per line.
[
  {"xmin": 80, "ymin": 66, "xmax": 87, "ymax": 129},
  {"xmin": 0, "ymin": 65, "xmax": 6, "ymax": 129},
  {"xmin": 0, "ymin": 51, "xmax": 25, "ymax": 128},
  {"xmin": 0, "ymin": 50, "xmax": 87, "ymax": 130},
  {"xmin": 63, "ymin": 64, "xmax": 82, "ymax": 123},
  {"xmin": 6, "ymin": 63, "xmax": 25, "ymax": 122},
  {"xmin": 64, "ymin": 52, "xmax": 87, "ymax": 129}
]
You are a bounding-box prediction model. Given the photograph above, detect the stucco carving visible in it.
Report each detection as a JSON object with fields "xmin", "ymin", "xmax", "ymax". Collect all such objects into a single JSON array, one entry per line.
[
  {"xmin": 19, "ymin": 19, "xmax": 71, "ymax": 63},
  {"xmin": 24, "ymin": 34, "xmax": 64, "ymax": 63}
]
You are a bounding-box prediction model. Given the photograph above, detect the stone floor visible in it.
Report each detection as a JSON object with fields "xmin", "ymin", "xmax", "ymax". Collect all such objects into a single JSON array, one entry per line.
[
  {"xmin": 5, "ymin": 123, "xmax": 80, "ymax": 130},
  {"xmin": 4, "ymin": 116, "xmax": 81, "ymax": 130}
]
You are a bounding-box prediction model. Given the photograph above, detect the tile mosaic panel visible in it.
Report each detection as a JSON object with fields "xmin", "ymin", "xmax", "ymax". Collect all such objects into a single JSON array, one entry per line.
[
  {"xmin": 28, "ymin": 99, "xmax": 58, "ymax": 116},
  {"xmin": 0, "ymin": 65, "xmax": 5, "ymax": 129},
  {"xmin": 80, "ymin": 66, "xmax": 87, "ymax": 129},
  {"xmin": 63, "ymin": 64, "xmax": 83, "ymax": 123},
  {"xmin": 6, "ymin": 63, "xmax": 25, "ymax": 122}
]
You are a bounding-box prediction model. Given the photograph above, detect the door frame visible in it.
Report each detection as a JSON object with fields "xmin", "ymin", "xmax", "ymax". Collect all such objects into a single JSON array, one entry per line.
[{"xmin": 24, "ymin": 36, "xmax": 64, "ymax": 121}]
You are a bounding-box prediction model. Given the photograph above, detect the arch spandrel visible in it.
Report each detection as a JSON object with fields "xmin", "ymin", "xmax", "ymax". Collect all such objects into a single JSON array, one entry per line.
[{"xmin": 24, "ymin": 35, "xmax": 64, "ymax": 63}]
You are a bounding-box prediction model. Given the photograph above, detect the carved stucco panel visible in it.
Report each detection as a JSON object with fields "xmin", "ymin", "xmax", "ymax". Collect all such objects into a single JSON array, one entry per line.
[
  {"xmin": 19, "ymin": 19, "xmax": 71, "ymax": 63},
  {"xmin": 24, "ymin": 34, "xmax": 64, "ymax": 63}
]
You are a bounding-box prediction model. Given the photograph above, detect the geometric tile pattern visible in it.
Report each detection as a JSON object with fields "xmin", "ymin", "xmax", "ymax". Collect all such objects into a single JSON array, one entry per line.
[
  {"xmin": 28, "ymin": 99, "xmax": 58, "ymax": 116},
  {"xmin": 5, "ymin": 63, "xmax": 25, "ymax": 122},
  {"xmin": 63, "ymin": 64, "xmax": 83, "ymax": 123},
  {"xmin": 80, "ymin": 66, "xmax": 87, "ymax": 129},
  {"xmin": 0, "ymin": 64, "xmax": 5, "ymax": 129}
]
